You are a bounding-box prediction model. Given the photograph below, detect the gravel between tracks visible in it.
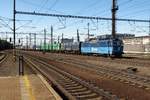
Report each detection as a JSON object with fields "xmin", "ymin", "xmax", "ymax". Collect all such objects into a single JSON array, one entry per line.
[
  {"xmin": 0, "ymin": 54, "xmax": 19, "ymax": 76},
  {"xmin": 46, "ymin": 59, "xmax": 150, "ymax": 100},
  {"xmin": 24, "ymin": 51, "xmax": 150, "ymax": 100},
  {"xmin": 43, "ymin": 52, "xmax": 150, "ymax": 76}
]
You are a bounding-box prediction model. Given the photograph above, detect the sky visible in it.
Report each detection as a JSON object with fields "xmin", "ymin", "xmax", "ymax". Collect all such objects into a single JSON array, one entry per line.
[{"xmin": 0, "ymin": 0, "xmax": 150, "ymax": 45}]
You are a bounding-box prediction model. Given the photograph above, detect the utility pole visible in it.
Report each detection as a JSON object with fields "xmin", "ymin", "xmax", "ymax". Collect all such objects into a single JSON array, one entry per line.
[
  {"xmin": 6, "ymin": 32, "xmax": 8, "ymax": 41},
  {"xmin": 40, "ymin": 40, "xmax": 42, "ymax": 51},
  {"xmin": 71, "ymin": 37, "xmax": 74, "ymax": 50},
  {"xmin": 87, "ymin": 23, "xmax": 90, "ymax": 40},
  {"xmin": 149, "ymin": 17, "xmax": 150, "ymax": 36},
  {"xmin": 29, "ymin": 33, "xmax": 31, "ymax": 49},
  {"xmin": 51, "ymin": 26, "xmax": 53, "ymax": 51},
  {"xmin": 61, "ymin": 33, "xmax": 64, "ymax": 51},
  {"xmin": 44, "ymin": 29, "xmax": 46, "ymax": 53},
  {"xmin": 34, "ymin": 33, "xmax": 36, "ymax": 50},
  {"xmin": 58, "ymin": 36, "xmax": 60, "ymax": 51},
  {"xmin": 21, "ymin": 38, "xmax": 23, "ymax": 48},
  {"xmin": 61, "ymin": 33, "xmax": 64, "ymax": 43},
  {"xmin": 112, "ymin": 0, "xmax": 118, "ymax": 38},
  {"xmin": 148, "ymin": 17, "xmax": 150, "ymax": 44},
  {"xmin": 58, "ymin": 36, "xmax": 60, "ymax": 44},
  {"xmin": 48, "ymin": 40, "xmax": 50, "ymax": 51},
  {"xmin": 26, "ymin": 36, "xmax": 28, "ymax": 50},
  {"xmin": 13, "ymin": 0, "xmax": 16, "ymax": 57},
  {"xmin": 77, "ymin": 29, "xmax": 80, "ymax": 42}
]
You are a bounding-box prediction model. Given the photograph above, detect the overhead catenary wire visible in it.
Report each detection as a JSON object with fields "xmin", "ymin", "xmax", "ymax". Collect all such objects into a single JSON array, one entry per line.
[
  {"xmin": 15, "ymin": 8, "xmax": 150, "ymax": 38},
  {"xmin": 20, "ymin": 0, "xmax": 62, "ymax": 13},
  {"xmin": 20, "ymin": 0, "xmax": 60, "ymax": 29},
  {"xmin": 71, "ymin": 0, "xmax": 108, "ymax": 30},
  {"xmin": 118, "ymin": 0, "xmax": 133, "ymax": 6},
  {"xmin": 29, "ymin": 0, "xmax": 50, "ymax": 26},
  {"xmin": 75, "ymin": 0, "xmax": 103, "ymax": 15},
  {"xmin": 18, "ymin": 0, "xmax": 110, "ymax": 35},
  {"xmin": 119, "ymin": 0, "xmax": 149, "ymax": 10},
  {"xmin": 16, "ymin": 11, "xmax": 150, "ymax": 23},
  {"xmin": 0, "ymin": 19, "xmax": 13, "ymax": 31},
  {"xmin": 119, "ymin": 7, "xmax": 150, "ymax": 18},
  {"xmin": 0, "ymin": 16, "xmax": 32, "ymax": 22},
  {"xmin": 48, "ymin": 0, "xmax": 59, "ymax": 10},
  {"xmin": 91, "ymin": 0, "xmax": 111, "ymax": 16},
  {"xmin": 12, "ymin": 0, "xmax": 150, "ymax": 41},
  {"xmin": 118, "ymin": 0, "xmax": 150, "ymax": 17},
  {"xmin": 53, "ymin": 0, "xmax": 107, "ymax": 33},
  {"xmin": 37, "ymin": 0, "xmax": 49, "ymax": 11},
  {"xmin": 0, "ymin": 16, "xmax": 33, "ymax": 32}
]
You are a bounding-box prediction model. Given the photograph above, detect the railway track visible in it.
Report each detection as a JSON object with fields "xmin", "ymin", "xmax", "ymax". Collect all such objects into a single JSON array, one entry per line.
[
  {"xmin": 23, "ymin": 52, "xmax": 150, "ymax": 91},
  {"xmin": 54, "ymin": 57, "xmax": 150, "ymax": 90},
  {"xmin": 23, "ymin": 51, "xmax": 150, "ymax": 67},
  {"xmin": 58, "ymin": 53, "xmax": 150, "ymax": 67},
  {"xmin": 98, "ymin": 57, "xmax": 150, "ymax": 67},
  {"xmin": 63, "ymin": 59, "xmax": 150, "ymax": 89},
  {"xmin": 41, "ymin": 50, "xmax": 150, "ymax": 66},
  {"xmin": 0, "ymin": 53, "xmax": 8, "ymax": 64},
  {"xmin": 24, "ymin": 54, "xmax": 120, "ymax": 100}
]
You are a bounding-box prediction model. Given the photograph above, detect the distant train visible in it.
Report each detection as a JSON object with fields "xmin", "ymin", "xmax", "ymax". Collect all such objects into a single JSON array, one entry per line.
[{"xmin": 38, "ymin": 38, "xmax": 123, "ymax": 56}]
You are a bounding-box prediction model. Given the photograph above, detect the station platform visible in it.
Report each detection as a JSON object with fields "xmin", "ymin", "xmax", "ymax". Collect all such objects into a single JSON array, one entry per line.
[{"xmin": 0, "ymin": 53, "xmax": 62, "ymax": 100}]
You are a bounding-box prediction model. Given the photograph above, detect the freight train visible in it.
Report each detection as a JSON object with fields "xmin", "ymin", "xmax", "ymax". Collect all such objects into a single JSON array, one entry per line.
[{"xmin": 38, "ymin": 38, "xmax": 123, "ymax": 56}]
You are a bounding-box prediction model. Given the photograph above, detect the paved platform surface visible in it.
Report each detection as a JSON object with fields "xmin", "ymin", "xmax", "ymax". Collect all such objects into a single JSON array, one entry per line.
[
  {"xmin": 0, "ymin": 77, "xmax": 21, "ymax": 100},
  {"xmin": 0, "ymin": 53, "xmax": 61, "ymax": 100}
]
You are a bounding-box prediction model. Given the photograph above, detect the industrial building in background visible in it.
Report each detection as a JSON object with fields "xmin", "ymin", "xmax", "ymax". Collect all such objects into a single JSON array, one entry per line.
[
  {"xmin": 97, "ymin": 34, "xmax": 135, "ymax": 40},
  {"xmin": 123, "ymin": 36, "xmax": 150, "ymax": 53}
]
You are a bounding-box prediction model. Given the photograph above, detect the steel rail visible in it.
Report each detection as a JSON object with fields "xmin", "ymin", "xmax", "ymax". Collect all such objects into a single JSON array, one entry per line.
[
  {"xmin": 0, "ymin": 53, "xmax": 8, "ymax": 64},
  {"xmin": 24, "ymin": 54, "xmax": 119, "ymax": 100},
  {"xmin": 24, "ymin": 52, "xmax": 150, "ymax": 90}
]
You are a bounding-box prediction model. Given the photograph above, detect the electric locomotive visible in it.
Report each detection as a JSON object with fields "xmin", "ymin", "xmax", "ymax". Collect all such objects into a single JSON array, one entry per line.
[{"xmin": 81, "ymin": 38, "xmax": 123, "ymax": 56}]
